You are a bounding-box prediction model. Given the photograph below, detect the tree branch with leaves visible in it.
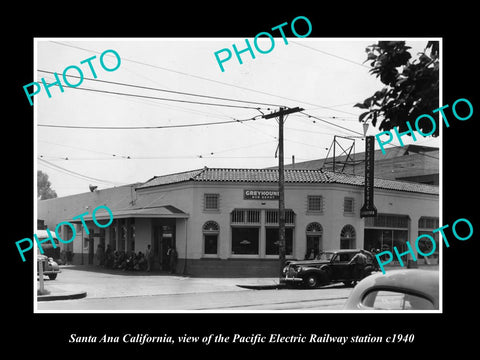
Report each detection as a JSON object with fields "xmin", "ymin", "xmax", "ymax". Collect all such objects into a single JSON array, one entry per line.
[
  {"xmin": 355, "ymin": 41, "xmax": 439, "ymax": 136},
  {"xmin": 38, "ymin": 170, "xmax": 57, "ymax": 200}
]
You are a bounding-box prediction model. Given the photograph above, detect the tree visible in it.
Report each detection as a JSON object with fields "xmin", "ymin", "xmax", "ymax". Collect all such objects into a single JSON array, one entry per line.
[
  {"xmin": 355, "ymin": 41, "xmax": 439, "ymax": 136},
  {"xmin": 38, "ymin": 170, "xmax": 57, "ymax": 200}
]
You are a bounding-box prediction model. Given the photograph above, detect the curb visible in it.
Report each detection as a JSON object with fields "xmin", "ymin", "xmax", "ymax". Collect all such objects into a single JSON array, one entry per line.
[
  {"xmin": 236, "ymin": 284, "xmax": 285, "ymax": 290},
  {"xmin": 37, "ymin": 291, "xmax": 87, "ymax": 302}
]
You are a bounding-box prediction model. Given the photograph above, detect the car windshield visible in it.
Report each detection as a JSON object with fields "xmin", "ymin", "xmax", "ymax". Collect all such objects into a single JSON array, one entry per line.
[
  {"xmin": 317, "ymin": 252, "xmax": 334, "ymax": 260},
  {"xmin": 362, "ymin": 290, "xmax": 435, "ymax": 310}
]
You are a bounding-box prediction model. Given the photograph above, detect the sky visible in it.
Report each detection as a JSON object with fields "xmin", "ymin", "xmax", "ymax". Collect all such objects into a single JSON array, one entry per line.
[{"xmin": 34, "ymin": 38, "xmax": 440, "ymax": 197}]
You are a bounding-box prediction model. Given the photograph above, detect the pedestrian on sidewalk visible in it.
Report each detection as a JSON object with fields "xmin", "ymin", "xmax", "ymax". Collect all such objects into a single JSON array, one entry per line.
[
  {"xmin": 146, "ymin": 244, "xmax": 154, "ymax": 272},
  {"xmin": 168, "ymin": 246, "xmax": 178, "ymax": 274},
  {"xmin": 348, "ymin": 249, "xmax": 368, "ymax": 284}
]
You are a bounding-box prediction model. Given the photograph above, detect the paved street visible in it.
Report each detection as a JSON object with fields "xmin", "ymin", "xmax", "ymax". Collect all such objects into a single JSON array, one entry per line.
[{"xmin": 36, "ymin": 266, "xmax": 353, "ymax": 311}]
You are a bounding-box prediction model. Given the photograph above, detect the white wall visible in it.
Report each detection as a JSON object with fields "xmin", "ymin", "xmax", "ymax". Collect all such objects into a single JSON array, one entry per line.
[{"xmin": 165, "ymin": 182, "xmax": 439, "ymax": 260}]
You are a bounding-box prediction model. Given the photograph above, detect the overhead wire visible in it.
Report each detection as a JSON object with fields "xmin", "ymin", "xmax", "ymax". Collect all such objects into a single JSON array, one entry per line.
[
  {"xmin": 38, "ymin": 140, "xmax": 131, "ymax": 159},
  {"xmin": 38, "ymin": 158, "xmax": 125, "ymax": 186},
  {"xmin": 47, "ymin": 41, "xmax": 361, "ymax": 117},
  {"xmin": 299, "ymin": 111, "xmax": 364, "ymax": 136},
  {"xmin": 38, "ymin": 115, "xmax": 263, "ymax": 129},
  {"xmin": 290, "ymin": 42, "xmax": 371, "ymax": 69},
  {"xmin": 39, "ymin": 42, "xmax": 438, "ymax": 165},
  {"xmin": 38, "ymin": 73, "xmax": 247, "ymax": 124},
  {"xmin": 37, "ymin": 69, "xmax": 282, "ymax": 109},
  {"xmin": 39, "ymin": 139, "xmax": 277, "ymax": 161},
  {"xmin": 36, "ymin": 80, "xmax": 269, "ymax": 111}
]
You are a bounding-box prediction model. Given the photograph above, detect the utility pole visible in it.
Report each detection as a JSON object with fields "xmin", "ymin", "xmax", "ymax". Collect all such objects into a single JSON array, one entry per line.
[{"xmin": 263, "ymin": 106, "xmax": 304, "ymax": 279}]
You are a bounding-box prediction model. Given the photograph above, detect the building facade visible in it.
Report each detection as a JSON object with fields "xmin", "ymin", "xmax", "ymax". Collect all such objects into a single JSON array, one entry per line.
[{"xmin": 38, "ymin": 167, "xmax": 439, "ymax": 276}]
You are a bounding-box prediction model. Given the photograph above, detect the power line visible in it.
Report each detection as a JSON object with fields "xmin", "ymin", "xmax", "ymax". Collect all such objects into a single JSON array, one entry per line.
[
  {"xmin": 37, "ymin": 69, "xmax": 282, "ymax": 109},
  {"xmin": 38, "ymin": 158, "xmax": 125, "ymax": 185},
  {"xmin": 290, "ymin": 42, "xmax": 370, "ymax": 69},
  {"xmin": 38, "ymin": 115, "xmax": 262, "ymax": 130},
  {"xmin": 39, "ymin": 139, "xmax": 277, "ymax": 161},
  {"xmin": 40, "ymin": 155, "xmax": 278, "ymax": 161},
  {"xmin": 299, "ymin": 111, "xmax": 364, "ymax": 136},
  {"xmin": 38, "ymin": 80, "xmax": 267, "ymax": 111},
  {"xmin": 39, "ymin": 140, "xmax": 131, "ymax": 159},
  {"xmin": 48, "ymin": 41, "xmax": 360, "ymax": 117}
]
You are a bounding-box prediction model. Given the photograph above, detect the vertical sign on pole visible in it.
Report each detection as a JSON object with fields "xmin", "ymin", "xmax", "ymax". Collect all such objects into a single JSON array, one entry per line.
[
  {"xmin": 278, "ymin": 109, "xmax": 286, "ymax": 279},
  {"xmin": 360, "ymin": 135, "xmax": 377, "ymax": 218}
]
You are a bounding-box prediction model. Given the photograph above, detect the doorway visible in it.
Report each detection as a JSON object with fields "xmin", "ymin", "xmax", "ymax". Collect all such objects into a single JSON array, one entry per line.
[
  {"xmin": 153, "ymin": 221, "xmax": 176, "ymax": 271},
  {"xmin": 88, "ymin": 238, "xmax": 94, "ymax": 265},
  {"xmin": 306, "ymin": 235, "xmax": 321, "ymax": 259},
  {"xmin": 306, "ymin": 222, "xmax": 323, "ymax": 259}
]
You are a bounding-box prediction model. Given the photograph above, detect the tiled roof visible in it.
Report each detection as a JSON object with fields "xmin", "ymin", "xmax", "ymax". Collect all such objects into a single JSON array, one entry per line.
[
  {"xmin": 138, "ymin": 169, "xmax": 205, "ymax": 188},
  {"xmin": 137, "ymin": 167, "xmax": 438, "ymax": 195}
]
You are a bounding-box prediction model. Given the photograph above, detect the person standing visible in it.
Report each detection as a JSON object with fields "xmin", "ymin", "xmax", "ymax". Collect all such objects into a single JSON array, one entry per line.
[
  {"xmin": 168, "ymin": 246, "xmax": 178, "ymax": 274},
  {"xmin": 105, "ymin": 244, "xmax": 113, "ymax": 268},
  {"xmin": 146, "ymin": 244, "xmax": 154, "ymax": 272},
  {"xmin": 348, "ymin": 250, "xmax": 368, "ymax": 283}
]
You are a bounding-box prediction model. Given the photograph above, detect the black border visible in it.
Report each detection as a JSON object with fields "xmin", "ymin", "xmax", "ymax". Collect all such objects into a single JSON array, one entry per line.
[{"xmin": 7, "ymin": 4, "xmax": 478, "ymax": 354}]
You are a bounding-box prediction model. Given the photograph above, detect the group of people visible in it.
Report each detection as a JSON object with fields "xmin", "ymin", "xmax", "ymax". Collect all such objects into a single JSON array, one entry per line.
[
  {"xmin": 95, "ymin": 243, "xmax": 178, "ymax": 273},
  {"xmin": 112, "ymin": 250, "xmax": 148, "ymax": 271}
]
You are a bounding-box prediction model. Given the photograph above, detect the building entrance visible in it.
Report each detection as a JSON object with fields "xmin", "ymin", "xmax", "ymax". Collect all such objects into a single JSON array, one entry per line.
[
  {"xmin": 306, "ymin": 235, "xmax": 321, "ymax": 259},
  {"xmin": 305, "ymin": 222, "xmax": 323, "ymax": 259},
  {"xmin": 153, "ymin": 220, "xmax": 176, "ymax": 271}
]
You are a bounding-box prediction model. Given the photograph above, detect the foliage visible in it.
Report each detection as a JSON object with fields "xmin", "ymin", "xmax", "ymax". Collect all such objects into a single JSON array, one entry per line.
[
  {"xmin": 38, "ymin": 170, "xmax": 57, "ymax": 200},
  {"xmin": 355, "ymin": 41, "xmax": 439, "ymax": 136}
]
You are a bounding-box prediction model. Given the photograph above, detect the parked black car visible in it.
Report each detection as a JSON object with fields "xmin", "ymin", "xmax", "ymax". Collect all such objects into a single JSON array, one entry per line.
[
  {"xmin": 36, "ymin": 230, "xmax": 61, "ymax": 280},
  {"xmin": 281, "ymin": 249, "xmax": 378, "ymax": 288}
]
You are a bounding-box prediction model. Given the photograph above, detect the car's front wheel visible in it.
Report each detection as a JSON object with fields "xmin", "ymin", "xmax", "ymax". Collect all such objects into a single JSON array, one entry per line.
[{"xmin": 305, "ymin": 274, "xmax": 319, "ymax": 288}]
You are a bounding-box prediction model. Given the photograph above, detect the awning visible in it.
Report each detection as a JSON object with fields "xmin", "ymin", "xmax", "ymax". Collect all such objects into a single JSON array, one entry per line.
[{"xmin": 71, "ymin": 205, "xmax": 189, "ymax": 223}]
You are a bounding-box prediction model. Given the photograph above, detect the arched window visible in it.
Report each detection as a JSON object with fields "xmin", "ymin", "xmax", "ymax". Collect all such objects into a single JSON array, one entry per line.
[
  {"xmin": 306, "ymin": 222, "xmax": 323, "ymax": 234},
  {"xmin": 203, "ymin": 221, "xmax": 219, "ymax": 255},
  {"xmin": 340, "ymin": 224, "xmax": 356, "ymax": 249},
  {"xmin": 203, "ymin": 221, "xmax": 220, "ymax": 232}
]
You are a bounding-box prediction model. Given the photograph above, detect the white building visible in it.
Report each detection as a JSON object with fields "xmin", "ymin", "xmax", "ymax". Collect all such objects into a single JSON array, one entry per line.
[{"xmin": 38, "ymin": 167, "xmax": 439, "ymax": 276}]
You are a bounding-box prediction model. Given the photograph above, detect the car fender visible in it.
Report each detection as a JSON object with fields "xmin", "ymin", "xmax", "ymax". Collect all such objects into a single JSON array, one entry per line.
[
  {"xmin": 302, "ymin": 267, "xmax": 329, "ymax": 281},
  {"xmin": 319, "ymin": 264, "xmax": 332, "ymax": 274}
]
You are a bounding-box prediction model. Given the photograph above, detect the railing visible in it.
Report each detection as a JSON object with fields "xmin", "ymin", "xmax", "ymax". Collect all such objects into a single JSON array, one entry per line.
[{"xmin": 231, "ymin": 209, "xmax": 295, "ymax": 225}]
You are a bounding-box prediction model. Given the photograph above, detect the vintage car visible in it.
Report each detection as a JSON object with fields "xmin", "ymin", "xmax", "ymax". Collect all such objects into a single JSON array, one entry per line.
[
  {"xmin": 36, "ymin": 230, "xmax": 61, "ymax": 280},
  {"xmin": 343, "ymin": 269, "xmax": 439, "ymax": 310},
  {"xmin": 281, "ymin": 249, "xmax": 378, "ymax": 289},
  {"xmin": 37, "ymin": 254, "xmax": 61, "ymax": 280}
]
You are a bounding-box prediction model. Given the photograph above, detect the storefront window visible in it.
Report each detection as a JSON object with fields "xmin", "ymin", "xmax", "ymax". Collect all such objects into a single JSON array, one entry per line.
[
  {"xmin": 231, "ymin": 227, "xmax": 259, "ymax": 255},
  {"xmin": 265, "ymin": 227, "xmax": 293, "ymax": 255},
  {"xmin": 364, "ymin": 229, "xmax": 408, "ymax": 254},
  {"xmin": 418, "ymin": 216, "xmax": 440, "ymax": 262}
]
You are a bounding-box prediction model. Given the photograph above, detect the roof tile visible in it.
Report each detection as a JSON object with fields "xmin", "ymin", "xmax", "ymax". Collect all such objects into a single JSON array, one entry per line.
[{"xmin": 137, "ymin": 167, "xmax": 438, "ymax": 195}]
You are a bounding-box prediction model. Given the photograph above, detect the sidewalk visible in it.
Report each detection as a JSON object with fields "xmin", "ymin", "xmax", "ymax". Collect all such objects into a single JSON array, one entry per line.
[{"xmin": 37, "ymin": 265, "xmax": 281, "ymax": 301}]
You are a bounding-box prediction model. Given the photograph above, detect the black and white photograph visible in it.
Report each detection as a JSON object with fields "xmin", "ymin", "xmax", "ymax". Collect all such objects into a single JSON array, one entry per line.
[
  {"xmin": 7, "ymin": 4, "xmax": 478, "ymax": 354},
  {"xmin": 33, "ymin": 37, "xmax": 441, "ymax": 313}
]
